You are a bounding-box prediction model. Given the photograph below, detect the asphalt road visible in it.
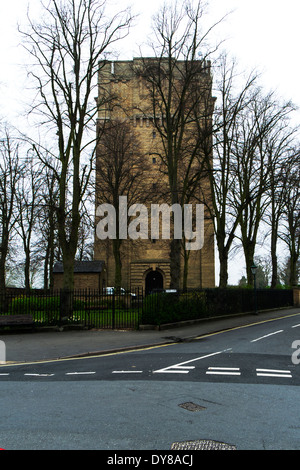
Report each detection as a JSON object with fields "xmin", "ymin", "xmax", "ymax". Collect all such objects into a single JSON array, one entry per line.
[{"xmin": 0, "ymin": 313, "xmax": 300, "ymax": 450}]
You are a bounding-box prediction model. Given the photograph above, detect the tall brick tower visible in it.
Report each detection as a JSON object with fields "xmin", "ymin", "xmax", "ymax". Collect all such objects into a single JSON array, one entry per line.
[{"xmin": 94, "ymin": 58, "xmax": 215, "ymax": 291}]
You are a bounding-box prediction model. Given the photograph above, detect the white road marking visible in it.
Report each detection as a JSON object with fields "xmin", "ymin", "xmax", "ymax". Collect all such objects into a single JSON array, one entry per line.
[
  {"xmin": 206, "ymin": 371, "xmax": 241, "ymax": 376},
  {"xmin": 112, "ymin": 370, "xmax": 143, "ymax": 374},
  {"xmin": 251, "ymin": 330, "xmax": 283, "ymax": 343},
  {"xmin": 206, "ymin": 367, "xmax": 241, "ymax": 376},
  {"xmin": 0, "ymin": 373, "xmax": 9, "ymax": 376},
  {"xmin": 153, "ymin": 349, "xmax": 232, "ymax": 374},
  {"xmin": 256, "ymin": 368, "xmax": 292, "ymax": 378},
  {"xmin": 153, "ymin": 369, "xmax": 191, "ymax": 374},
  {"xmin": 66, "ymin": 371, "xmax": 96, "ymax": 375},
  {"xmin": 292, "ymin": 324, "xmax": 300, "ymax": 328},
  {"xmin": 24, "ymin": 373, "xmax": 55, "ymax": 377}
]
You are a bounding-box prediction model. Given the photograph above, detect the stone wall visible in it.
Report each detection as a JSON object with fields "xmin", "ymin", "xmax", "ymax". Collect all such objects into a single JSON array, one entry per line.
[
  {"xmin": 293, "ymin": 288, "xmax": 300, "ymax": 307},
  {"xmin": 53, "ymin": 273, "xmax": 103, "ymax": 291}
]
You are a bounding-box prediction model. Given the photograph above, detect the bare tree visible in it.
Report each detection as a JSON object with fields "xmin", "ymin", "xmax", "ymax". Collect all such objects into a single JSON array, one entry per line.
[
  {"xmin": 232, "ymin": 91, "xmax": 295, "ymax": 285},
  {"xmin": 279, "ymin": 151, "xmax": 300, "ymax": 286},
  {"xmin": 0, "ymin": 127, "xmax": 24, "ymax": 297},
  {"xmin": 279, "ymin": 256, "xmax": 300, "ymax": 287},
  {"xmin": 33, "ymin": 157, "xmax": 60, "ymax": 290},
  {"xmin": 263, "ymin": 125, "xmax": 298, "ymax": 288},
  {"xmin": 96, "ymin": 119, "xmax": 149, "ymax": 288},
  {"xmin": 15, "ymin": 156, "xmax": 42, "ymax": 292},
  {"xmin": 202, "ymin": 53, "xmax": 297, "ymax": 287},
  {"xmin": 202, "ymin": 54, "xmax": 258, "ymax": 287},
  {"xmin": 19, "ymin": 0, "xmax": 133, "ymax": 294},
  {"xmin": 135, "ymin": 0, "xmax": 223, "ymax": 289}
]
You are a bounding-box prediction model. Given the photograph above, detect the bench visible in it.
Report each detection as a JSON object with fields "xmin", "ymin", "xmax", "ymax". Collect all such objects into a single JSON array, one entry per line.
[{"xmin": 0, "ymin": 314, "xmax": 35, "ymax": 329}]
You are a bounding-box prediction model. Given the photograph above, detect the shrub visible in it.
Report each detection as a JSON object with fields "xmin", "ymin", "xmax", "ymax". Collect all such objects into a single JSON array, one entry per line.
[
  {"xmin": 141, "ymin": 290, "xmax": 208, "ymax": 326},
  {"xmin": 9, "ymin": 295, "xmax": 60, "ymax": 313}
]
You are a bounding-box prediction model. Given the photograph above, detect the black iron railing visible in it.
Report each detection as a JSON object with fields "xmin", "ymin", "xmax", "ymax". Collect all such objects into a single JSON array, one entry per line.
[
  {"xmin": 0, "ymin": 287, "xmax": 294, "ymax": 329},
  {"xmin": 0, "ymin": 288, "xmax": 143, "ymax": 329},
  {"xmin": 141, "ymin": 288, "xmax": 294, "ymax": 326}
]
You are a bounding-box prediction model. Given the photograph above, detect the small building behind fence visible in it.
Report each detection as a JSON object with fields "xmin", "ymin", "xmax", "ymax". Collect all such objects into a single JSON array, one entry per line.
[{"xmin": 53, "ymin": 261, "xmax": 106, "ymax": 291}]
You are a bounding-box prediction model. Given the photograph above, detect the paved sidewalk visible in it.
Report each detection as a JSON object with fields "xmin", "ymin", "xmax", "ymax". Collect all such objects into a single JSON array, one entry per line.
[{"xmin": 1, "ymin": 307, "xmax": 299, "ymax": 364}]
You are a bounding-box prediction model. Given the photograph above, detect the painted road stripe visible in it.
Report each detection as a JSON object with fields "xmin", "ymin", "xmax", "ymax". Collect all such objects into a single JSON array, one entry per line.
[
  {"xmin": 152, "ymin": 365, "xmax": 196, "ymax": 374},
  {"xmin": 153, "ymin": 349, "xmax": 231, "ymax": 374},
  {"xmin": 206, "ymin": 371, "xmax": 241, "ymax": 376},
  {"xmin": 112, "ymin": 370, "xmax": 143, "ymax": 374},
  {"xmin": 256, "ymin": 368, "xmax": 292, "ymax": 378},
  {"xmin": 1, "ymin": 313, "xmax": 299, "ymax": 368},
  {"xmin": 251, "ymin": 330, "xmax": 283, "ymax": 342},
  {"xmin": 24, "ymin": 373, "xmax": 55, "ymax": 377},
  {"xmin": 66, "ymin": 371, "xmax": 96, "ymax": 375},
  {"xmin": 292, "ymin": 324, "xmax": 300, "ymax": 328},
  {"xmin": 206, "ymin": 367, "xmax": 241, "ymax": 376}
]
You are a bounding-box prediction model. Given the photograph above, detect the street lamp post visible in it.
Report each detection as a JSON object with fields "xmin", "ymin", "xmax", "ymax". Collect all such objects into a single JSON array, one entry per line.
[{"xmin": 251, "ymin": 263, "xmax": 258, "ymax": 315}]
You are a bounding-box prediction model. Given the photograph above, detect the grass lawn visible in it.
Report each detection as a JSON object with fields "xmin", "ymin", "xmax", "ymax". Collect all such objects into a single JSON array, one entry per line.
[{"xmin": 27, "ymin": 307, "xmax": 141, "ymax": 329}]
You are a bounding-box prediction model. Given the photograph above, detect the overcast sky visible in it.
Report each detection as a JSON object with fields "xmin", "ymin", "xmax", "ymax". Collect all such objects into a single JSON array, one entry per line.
[
  {"xmin": 1, "ymin": 0, "xmax": 300, "ymax": 125},
  {"xmin": 0, "ymin": 0, "xmax": 299, "ymax": 283}
]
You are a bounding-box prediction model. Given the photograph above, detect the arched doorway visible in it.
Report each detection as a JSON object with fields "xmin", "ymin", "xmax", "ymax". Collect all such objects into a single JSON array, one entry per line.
[{"xmin": 145, "ymin": 270, "xmax": 163, "ymax": 294}]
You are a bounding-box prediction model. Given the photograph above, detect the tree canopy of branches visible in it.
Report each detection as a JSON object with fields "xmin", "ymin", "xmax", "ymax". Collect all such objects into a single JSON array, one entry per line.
[
  {"xmin": 96, "ymin": 119, "xmax": 149, "ymax": 287},
  {"xmin": 19, "ymin": 0, "xmax": 133, "ymax": 291},
  {"xmin": 279, "ymin": 152, "xmax": 300, "ymax": 286},
  {"xmin": 0, "ymin": 0, "xmax": 297, "ymax": 292},
  {"xmin": 232, "ymin": 91, "xmax": 296, "ymax": 285},
  {"xmin": 203, "ymin": 53, "xmax": 298, "ymax": 287},
  {"xmin": 135, "ymin": 0, "xmax": 223, "ymax": 289},
  {"xmin": 203, "ymin": 55, "xmax": 258, "ymax": 287},
  {"xmin": 0, "ymin": 127, "xmax": 25, "ymax": 295}
]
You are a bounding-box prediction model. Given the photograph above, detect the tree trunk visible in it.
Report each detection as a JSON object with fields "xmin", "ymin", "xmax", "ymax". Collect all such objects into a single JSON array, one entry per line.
[
  {"xmin": 182, "ymin": 248, "xmax": 190, "ymax": 291},
  {"xmin": 24, "ymin": 248, "xmax": 31, "ymax": 293},
  {"xmin": 43, "ymin": 243, "xmax": 50, "ymax": 291},
  {"xmin": 244, "ymin": 241, "xmax": 256, "ymax": 286},
  {"xmin": 289, "ymin": 250, "xmax": 298, "ymax": 287},
  {"xmin": 170, "ymin": 238, "xmax": 181, "ymax": 290},
  {"xmin": 113, "ymin": 239, "xmax": 122, "ymax": 289},
  {"xmin": 0, "ymin": 255, "xmax": 6, "ymax": 297},
  {"xmin": 270, "ymin": 232, "xmax": 278, "ymax": 289},
  {"xmin": 218, "ymin": 249, "xmax": 229, "ymax": 288},
  {"xmin": 0, "ymin": 238, "xmax": 9, "ymax": 312},
  {"xmin": 59, "ymin": 253, "xmax": 75, "ymax": 320}
]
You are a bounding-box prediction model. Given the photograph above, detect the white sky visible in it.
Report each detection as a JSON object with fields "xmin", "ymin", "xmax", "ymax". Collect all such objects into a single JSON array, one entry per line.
[
  {"xmin": 1, "ymin": 0, "xmax": 300, "ymax": 124},
  {"xmin": 0, "ymin": 0, "xmax": 299, "ymax": 284}
]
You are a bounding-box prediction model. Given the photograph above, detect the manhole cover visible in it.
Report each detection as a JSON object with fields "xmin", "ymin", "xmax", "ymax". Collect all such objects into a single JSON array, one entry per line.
[
  {"xmin": 171, "ymin": 439, "xmax": 236, "ymax": 450},
  {"xmin": 179, "ymin": 402, "xmax": 206, "ymax": 412}
]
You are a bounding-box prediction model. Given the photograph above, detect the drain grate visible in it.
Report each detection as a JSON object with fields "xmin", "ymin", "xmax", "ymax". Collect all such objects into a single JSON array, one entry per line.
[
  {"xmin": 171, "ymin": 439, "xmax": 236, "ymax": 450},
  {"xmin": 179, "ymin": 402, "xmax": 206, "ymax": 412}
]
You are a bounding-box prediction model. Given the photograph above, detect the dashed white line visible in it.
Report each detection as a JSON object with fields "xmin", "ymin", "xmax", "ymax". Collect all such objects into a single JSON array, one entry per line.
[
  {"xmin": 112, "ymin": 370, "xmax": 143, "ymax": 374},
  {"xmin": 251, "ymin": 330, "xmax": 284, "ymax": 343},
  {"xmin": 24, "ymin": 373, "xmax": 55, "ymax": 377},
  {"xmin": 66, "ymin": 371, "xmax": 96, "ymax": 376},
  {"xmin": 206, "ymin": 367, "xmax": 241, "ymax": 376},
  {"xmin": 292, "ymin": 324, "xmax": 300, "ymax": 328},
  {"xmin": 256, "ymin": 368, "xmax": 292, "ymax": 378}
]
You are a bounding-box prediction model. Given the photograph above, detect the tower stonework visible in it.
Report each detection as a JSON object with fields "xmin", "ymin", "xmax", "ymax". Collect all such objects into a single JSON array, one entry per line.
[{"xmin": 94, "ymin": 58, "xmax": 215, "ymax": 291}]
